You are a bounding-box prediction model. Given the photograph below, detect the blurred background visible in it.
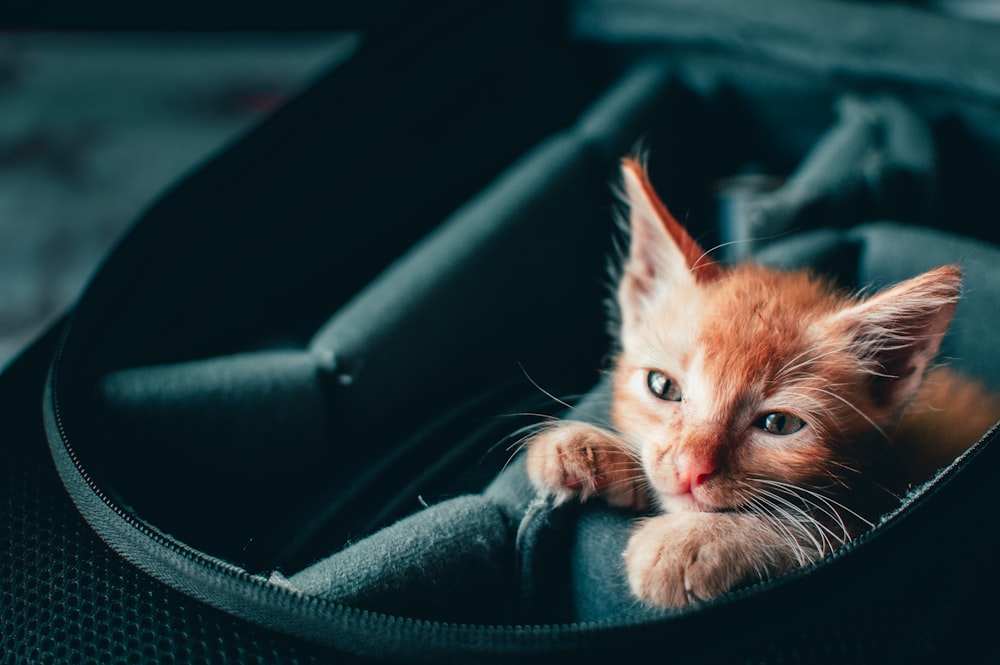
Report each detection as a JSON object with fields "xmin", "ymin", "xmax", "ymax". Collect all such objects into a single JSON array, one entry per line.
[
  {"xmin": 0, "ymin": 31, "xmax": 356, "ymax": 369},
  {"xmin": 1, "ymin": 0, "xmax": 999, "ymax": 371}
]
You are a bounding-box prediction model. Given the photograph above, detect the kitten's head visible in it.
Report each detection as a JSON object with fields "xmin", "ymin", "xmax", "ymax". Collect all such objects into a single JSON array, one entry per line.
[{"xmin": 611, "ymin": 158, "xmax": 960, "ymax": 513}]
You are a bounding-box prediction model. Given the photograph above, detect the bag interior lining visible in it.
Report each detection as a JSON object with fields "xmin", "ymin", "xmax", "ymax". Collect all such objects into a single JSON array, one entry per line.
[{"xmin": 61, "ymin": 34, "xmax": 1000, "ymax": 625}]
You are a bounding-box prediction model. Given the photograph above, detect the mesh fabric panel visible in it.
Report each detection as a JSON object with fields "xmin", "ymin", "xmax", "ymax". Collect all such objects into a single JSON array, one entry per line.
[{"xmin": 0, "ymin": 339, "xmax": 362, "ymax": 665}]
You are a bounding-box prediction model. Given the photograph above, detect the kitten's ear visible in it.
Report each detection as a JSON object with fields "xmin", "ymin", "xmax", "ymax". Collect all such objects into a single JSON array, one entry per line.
[
  {"xmin": 617, "ymin": 158, "xmax": 720, "ymax": 323},
  {"xmin": 828, "ymin": 265, "xmax": 962, "ymax": 415}
]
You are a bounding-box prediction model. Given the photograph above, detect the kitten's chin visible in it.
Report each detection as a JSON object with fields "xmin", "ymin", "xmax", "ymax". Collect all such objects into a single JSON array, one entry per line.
[{"xmin": 660, "ymin": 492, "xmax": 720, "ymax": 513}]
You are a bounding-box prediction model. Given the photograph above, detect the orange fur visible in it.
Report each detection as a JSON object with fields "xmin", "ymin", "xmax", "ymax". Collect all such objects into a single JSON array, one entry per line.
[
  {"xmin": 525, "ymin": 158, "xmax": 999, "ymax": 608},
  {"xmin": 893, "ymin": 367, "xmax": 1000, "ymax": 480}
]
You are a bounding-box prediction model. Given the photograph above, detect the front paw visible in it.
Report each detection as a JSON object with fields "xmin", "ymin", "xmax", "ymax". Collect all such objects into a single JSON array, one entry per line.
[
  {"xmin": 624, "ymin": 512, "xmax": 796, "ymax": 608},
  {"xmin": 524, "ymin": 421, "xmax": 646, "ymax": 510}
]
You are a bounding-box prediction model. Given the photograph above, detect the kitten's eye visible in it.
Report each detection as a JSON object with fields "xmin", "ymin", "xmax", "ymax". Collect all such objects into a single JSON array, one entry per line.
[
  {"xmin": 757, "ymin": 412, "xmax": 806, "ymax": 435},
  {"xmin": 647, "ymin": 370, "xmax": 682, "ymax": 401}
]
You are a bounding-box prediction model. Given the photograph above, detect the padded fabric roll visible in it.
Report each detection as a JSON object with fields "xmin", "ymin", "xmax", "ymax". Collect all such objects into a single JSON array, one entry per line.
[{"xmin": 99, "ymin": 349, "xmax": 329, "ymax": 456}]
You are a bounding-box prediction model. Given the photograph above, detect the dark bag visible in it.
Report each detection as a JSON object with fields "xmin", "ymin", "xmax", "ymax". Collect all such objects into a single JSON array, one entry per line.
[{"xmin": 4, "ymin": 1, "xmax": 1000, "ymax": 662}]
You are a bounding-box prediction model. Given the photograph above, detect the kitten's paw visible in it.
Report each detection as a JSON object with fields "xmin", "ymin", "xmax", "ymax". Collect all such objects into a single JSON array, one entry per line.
[
  {"xmin": 624, "ymin": 512, "xmax": 776, "ymax": 608},
  {"xmin": 524, "ymin": 422, "xmax": 645, "ymax": 510}
]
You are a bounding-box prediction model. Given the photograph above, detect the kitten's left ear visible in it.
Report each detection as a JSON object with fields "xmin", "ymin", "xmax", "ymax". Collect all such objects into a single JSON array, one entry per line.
[
  {"xmin": 617, "ymin": 158, "xmax": 720, "ymax": 325},
  {"xmin": 828, "ymin": 265, "xmax": 962, "ymax": 415}
]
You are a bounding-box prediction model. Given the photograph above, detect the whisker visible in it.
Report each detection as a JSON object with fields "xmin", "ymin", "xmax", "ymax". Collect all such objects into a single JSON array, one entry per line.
[
  {"xmin": 494, "ymin": 412, "xmax": 561, "ymax": 422},
  {"xmin": 793, "ymin": 385, "xmax": 889, "ymax": 441},
  {"xmin": 750, "ymin": 477, "xmax": 876, "ymax": 530},
  {"xmin": 737, "ymin": 490, "xmax": 814, "ymax": 566},
  {"xmin": 751, "ymin": 487, "xmax": 838, "ymax": 554},
  {"xmin": 748, "ymin": 481, "xmax": 843, "ymax": 537},
  {"xmin": 741, "ymin": 480, "xmax": 846, "ymax": 549},
  {"xmin": 517, "ymin": 361, "xmax": 579, "ymax": 412},
  {"xmin": 497, "ymin": 426, "xmax": 551, "ymax": 473},
  {"xmin": 774, "ymin": 341, "xmax": 854, "ymax": 381},
  {"xmin": 689, "ymin": 229, "xmax": 796, "ymax": 274}
]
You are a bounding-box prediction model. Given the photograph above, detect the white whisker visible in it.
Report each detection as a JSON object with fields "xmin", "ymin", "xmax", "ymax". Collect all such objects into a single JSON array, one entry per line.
[
  {"xmin": 751, "ymin": 488, "xmax": 837, "ymax": 555},
  {"xmin": 737, "ymin": 490, "xmax": 814, "ymax": 566},
  {"xmin": 793, "ymin": 385, "xmax": 889, "ymax": 441},
  {"xmin": 517, "ymin": 361, "xmax": 578, "ymax": 412},
  {"xmin": 749, "ymin": 477, "xmax": 876, "ymax": 531}
]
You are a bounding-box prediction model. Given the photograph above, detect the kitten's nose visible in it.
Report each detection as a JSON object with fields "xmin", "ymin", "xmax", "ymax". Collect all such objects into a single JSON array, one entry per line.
[{"xmin": 675, "ymin": 453, "xmax": 717, "ymax": 492}]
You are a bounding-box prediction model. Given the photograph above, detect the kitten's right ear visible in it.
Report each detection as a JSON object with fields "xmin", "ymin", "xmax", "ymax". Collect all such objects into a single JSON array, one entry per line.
[
  {"xmin": 826, "ymin": 265, "xmax": 962, "ymax": 417},
  {"xmin": 618, "ymin": 158, "xmax": 719, "ymax": 324}
]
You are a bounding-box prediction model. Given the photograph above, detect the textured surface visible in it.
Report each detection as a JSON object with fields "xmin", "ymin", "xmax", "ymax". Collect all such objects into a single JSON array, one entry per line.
[
  {"xmin": 289, "ymin": 495, "xmax": 516, "ymax": 623},
  {"xmin": 0, "ymin": 334, "xmax": 363, "ymax": 664}
]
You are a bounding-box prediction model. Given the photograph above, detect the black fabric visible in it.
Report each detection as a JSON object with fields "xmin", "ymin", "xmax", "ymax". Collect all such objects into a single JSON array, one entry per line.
[
  {"xmin": 80, "ymin": 57, "xmax": 678, "ymax": 571},
  {"xmin": 573, "ymin": 0, "xmax": 1000, "ymax": 250},
  {"xmin": 720, "ymin": 96, "xmax": 936, "ymax": 261},
  {"xmin": 6, "ymin": 0, "xmax": 455, "ymax": 30},
  {"xmin": 99, "ymin": 350, "xmax": 328, "ymax": 456},
  {"xmin": 65, "ymin": 1, "xmax": 614, "ymax": 376},
  {"xmin": 307, "ymin": 59, "xmax": 676, "ymax": 428},
  {"xmin": 1, "ymin": 329, "xmax": 370, "ymax": 665}
]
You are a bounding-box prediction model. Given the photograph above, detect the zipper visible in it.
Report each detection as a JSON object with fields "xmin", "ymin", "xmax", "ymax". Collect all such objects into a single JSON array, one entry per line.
[
  {"xmin": 43, "ymin": 312, "xmax": 630, "ymax": 662},
  {"xmin": 46, "ymin": 316, "xmax": 388, "ymax": 649}
]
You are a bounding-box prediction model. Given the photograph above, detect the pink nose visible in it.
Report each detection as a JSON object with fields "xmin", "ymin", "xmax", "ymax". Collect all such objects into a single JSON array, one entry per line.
[{"xmin": 675, "ymin": 453, "xmax": 717, "ymax": 492}]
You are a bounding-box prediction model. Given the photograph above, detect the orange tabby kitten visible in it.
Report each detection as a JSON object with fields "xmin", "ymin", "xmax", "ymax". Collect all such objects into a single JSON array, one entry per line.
[{"xmin": 525, "ymin": 157, "xmax": 999, "ymax": 608}]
